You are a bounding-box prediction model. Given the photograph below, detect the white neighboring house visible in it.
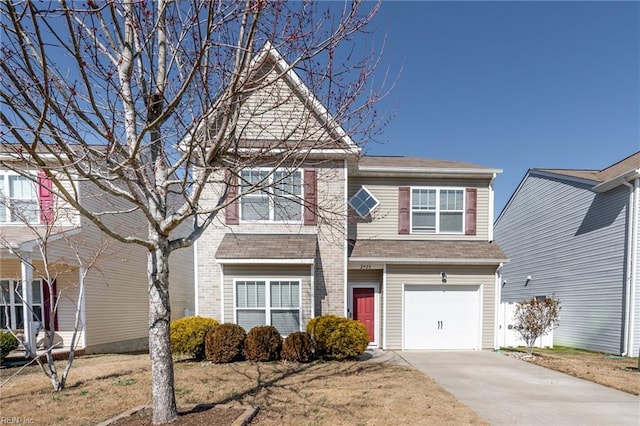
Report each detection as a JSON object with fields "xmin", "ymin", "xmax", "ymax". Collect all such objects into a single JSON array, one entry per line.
[{"xmin": 0, "ymin": 154, "xmax": 194, "ymax": 355}]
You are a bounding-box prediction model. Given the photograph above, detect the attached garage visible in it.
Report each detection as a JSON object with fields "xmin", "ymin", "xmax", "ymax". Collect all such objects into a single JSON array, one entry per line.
[{"xmin": 403, "ymin": 285, "xmax": 481, "ymax": 350}]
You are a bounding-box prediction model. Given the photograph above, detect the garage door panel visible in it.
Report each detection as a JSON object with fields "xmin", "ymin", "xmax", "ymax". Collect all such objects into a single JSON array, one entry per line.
[{"xmin": 404, "ymin": 285, "xmax": 479, "ymax": 350}]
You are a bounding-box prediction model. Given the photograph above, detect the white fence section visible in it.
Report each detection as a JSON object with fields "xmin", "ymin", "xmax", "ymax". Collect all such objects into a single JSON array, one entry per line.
[{"xmin": 497, "ymin": 302, "xmax": 553, "ymax": 349}]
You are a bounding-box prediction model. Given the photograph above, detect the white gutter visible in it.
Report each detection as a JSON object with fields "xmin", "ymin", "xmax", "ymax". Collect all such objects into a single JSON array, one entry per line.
[
  {"xmin": 193, "ymin": 239, "xmax": 199, "ymax": 316},
  {"xmin": 349, "ymin": 257, "xmax": 506, "ymax": 265},
  {"xmin": 621, "ymin": 178, "xmax": 638, "ymax": 356},
  {"xmin": 356, "ymin": 166, "xmax": 503, "ymax": 175},
  {"xmin": 489, "ymin": 173, "xmax": 497, "ymax": 241},
  {"xmin": 593, "ymin": 169, "xmax": 640, "ymax": 193}
]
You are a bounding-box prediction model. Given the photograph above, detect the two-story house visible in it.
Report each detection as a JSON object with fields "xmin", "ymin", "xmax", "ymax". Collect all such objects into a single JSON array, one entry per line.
[
  {"xmin": 494, "ymin": 152, "xmax": 640, "ymax": 357},
  {"xmin": 0, "ymin": 150, "xmax": 195, "ymax": 354},
  {"xmin": 195, "ymin": 45, "xmax": 507, "ymax": 351}
]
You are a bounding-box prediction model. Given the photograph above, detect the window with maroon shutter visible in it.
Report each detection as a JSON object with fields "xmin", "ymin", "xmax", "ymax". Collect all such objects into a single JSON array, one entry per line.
[
  {"xmin": 398, "ymin": 186, "xmax": 410, "ymax": 234},
  {"xmin": 38, "ymin": 171, "xmax": 54, "ymax": 224},
  {"xmin": 303, "ymin": 169, "xmax": 317, "ymax": 226},
  {"xmin": 225, "ymin": 169, "xmax": 239, "ymax": 225},
  {"xmin": 465, "ymin": 188, "xmax": 477, "ymax": 235}
]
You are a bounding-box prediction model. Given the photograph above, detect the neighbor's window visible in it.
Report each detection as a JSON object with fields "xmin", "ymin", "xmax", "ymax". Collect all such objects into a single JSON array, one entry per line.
[
  {"xmin": 0, "ymin": 279, "xmax": 42, "ymax": 330},
  {"xmin": 411, "ymin": 188, "xmax": 464, "ymax": 233},
  {"xmin": 0, "ymin": 172, "xmax": 39, "ymax": 224},
  {"xmin": 349, "ymin": 186, "xmax": 379, "ymax": 218},
  {"xmin": 235, "ymin": 280, "xmax": 301, "ymax": 335},
  {"xmin": 240, "ymin": 169, "xmax": 302, "ymax": 222}
]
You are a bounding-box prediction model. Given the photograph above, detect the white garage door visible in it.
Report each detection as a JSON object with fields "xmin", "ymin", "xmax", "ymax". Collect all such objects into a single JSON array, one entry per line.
[{"xmin": 404, "ymin": 285, "xmax": 480, "ymax": 350}]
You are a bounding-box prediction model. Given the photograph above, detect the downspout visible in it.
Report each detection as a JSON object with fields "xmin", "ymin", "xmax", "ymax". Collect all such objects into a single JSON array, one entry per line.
[
  {"xmin": 494, "ymin": 262, "xmax": 503, "ymax": 350},
  {"xmin": 621, "ymin": 178, "xmax": 638, "ymax": 356},
  {"xmin": 488, "ymin": 173, "xmax": 497, "ymax": 241}
]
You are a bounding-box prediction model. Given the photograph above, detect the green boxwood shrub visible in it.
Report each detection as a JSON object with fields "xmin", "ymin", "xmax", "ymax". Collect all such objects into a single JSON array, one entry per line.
[
  {"xmin": 205, "ymin": 323, "xmax": 246, "ymax": 363},
  {"xmin": 0, "ymin": 331, "xmax": 19, "ymax": 362},
  {"xmin": 306, "ymin": 314, "xmax": 342, "ymax": 358},
  {"xmin": 170, "ymin": 316, "xmax": 219, "ymax": 360},
  {"xmin": 324, "ymin": 320, "xmax": 369, "ymax": 360},
  {"xmin": 244, "ymin": 326, "xmax": 282, "ymax": 362},
  {"xmin": 281, "ymin": 331, "xmax": 315, "ymax": 363},
  {"xmin": 307, "ymin": 315, "xmax": 369, "ymax": 361}
]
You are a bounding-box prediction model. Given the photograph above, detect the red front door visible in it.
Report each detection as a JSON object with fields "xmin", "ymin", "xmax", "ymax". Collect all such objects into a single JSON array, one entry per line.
[{"xmin": 353, "ymin": 287, "xmax": 375, "ymax": 342}]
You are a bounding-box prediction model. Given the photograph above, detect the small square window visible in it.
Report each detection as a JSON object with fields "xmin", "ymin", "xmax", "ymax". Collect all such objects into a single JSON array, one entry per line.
[{"xmin": 349, "ymin": 186, "xmax": 379, "ymax": 218}]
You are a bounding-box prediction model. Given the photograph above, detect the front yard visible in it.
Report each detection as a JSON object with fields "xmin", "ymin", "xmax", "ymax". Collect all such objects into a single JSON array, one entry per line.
[
  {"xmin": 0, "ymin": 353, "xmax": 486, "ymax": 425},
  {"xmin": 501, "ymin": 346, "xmax": 639, "ymax": 395}
]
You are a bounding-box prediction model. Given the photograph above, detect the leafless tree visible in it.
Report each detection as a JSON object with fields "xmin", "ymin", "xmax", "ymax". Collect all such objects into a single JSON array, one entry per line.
[
  {"xmin": 0, "ymin": 196, "xmax": 109, "ymax": 391},
  {"xmin": 514, "ymin": 296, "xmax": 561, "ymax": 355},
  {"xmin": 1, "ymin": 1, "xmax": 386, "ymax": 422}
]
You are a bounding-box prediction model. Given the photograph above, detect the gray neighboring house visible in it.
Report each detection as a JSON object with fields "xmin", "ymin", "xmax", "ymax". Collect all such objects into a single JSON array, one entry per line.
[{"xmin": 494, "ymin": 152, "xmax": 640, "ymax": 357}]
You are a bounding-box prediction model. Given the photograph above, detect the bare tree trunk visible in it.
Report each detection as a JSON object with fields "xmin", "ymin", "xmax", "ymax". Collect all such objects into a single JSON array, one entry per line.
[{"xmin": 148, "ymin": 238, "xmax": 178, "ymax": 424}]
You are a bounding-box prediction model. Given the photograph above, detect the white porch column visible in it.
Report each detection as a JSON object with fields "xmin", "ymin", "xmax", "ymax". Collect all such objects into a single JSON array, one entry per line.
[{"xmin": 20, "ymin": 251, "xmax": 36, "ymax": 358}]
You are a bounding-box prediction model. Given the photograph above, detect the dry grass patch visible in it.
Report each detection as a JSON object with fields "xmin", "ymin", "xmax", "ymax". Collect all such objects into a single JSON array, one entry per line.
[
  {"xmin": 503, "ymin": 346, "xmax": 639, "ymax": 395},
  {"xmin": 1, "ymin": 353, "xmax": 487, "ymax": 425}
]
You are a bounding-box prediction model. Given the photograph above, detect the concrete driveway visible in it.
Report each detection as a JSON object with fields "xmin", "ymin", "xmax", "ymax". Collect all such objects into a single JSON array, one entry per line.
[{"xmin": 397, "ymin": 351, "xmax": 639, "ymax": 426}]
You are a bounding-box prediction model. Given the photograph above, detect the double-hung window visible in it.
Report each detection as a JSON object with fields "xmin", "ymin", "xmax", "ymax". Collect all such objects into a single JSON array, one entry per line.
[
  {"xmin": 411, "ymin": 188, "xmax": 464, "ymax": 233},
  {"xmin": 0, "ymin": 172, "xmax": 39, "ymax": 224},
  {"xmin": 0, "ymin": 279, "xmax": 42, "ymax": 330},
  {"xmin": 240, "ymin": 169, "xmax": 302, "ymax": 222},
  {"xmin": 235, "ymin": 280, "xmax": 301, "ymax": 335}
]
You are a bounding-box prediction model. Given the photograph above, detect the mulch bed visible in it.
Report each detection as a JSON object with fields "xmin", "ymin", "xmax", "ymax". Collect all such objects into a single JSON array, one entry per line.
[{"xmin": 101, "ymin": 404, "xmax": 256, "ymax": 426}]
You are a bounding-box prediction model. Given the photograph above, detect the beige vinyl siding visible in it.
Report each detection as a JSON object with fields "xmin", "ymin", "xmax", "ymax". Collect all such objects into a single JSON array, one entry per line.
[
  {"xmin": 347, "ymin": 269, "xmax": 383, "ymax": 283},
  {"xmin": 236, "ymin": 64, "xmax": 330, "ymax": 143},
  {"xmin": 78, "ymin": 181, "xmax": 194, "ymax": 352},
  {"xmin": 384, "ymin": 264, "xmax": 496, "ymax": 350},
  {"xmin": 197, "ymin": 162, "xmax": 347, "ymax": 321},
  {"xmin": 222, "ymin": 265, "xmax": 313, "ymax": 332},
  {"xmin": 349, "ymin": 177, "xmax": 490, "ymax": 241}
]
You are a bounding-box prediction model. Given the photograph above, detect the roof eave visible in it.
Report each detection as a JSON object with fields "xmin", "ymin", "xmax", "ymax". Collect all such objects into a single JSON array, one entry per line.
[
  {"xmin": 592, "ymin": 169, "xmax": 640, "ymax": 193},
  {"xmin": 216, "ymin": 258, "xmax": 315, "ymax": 265},
  {"xmin": 353, "ymin": 167, "xmax": 502, "ymax": 179}
]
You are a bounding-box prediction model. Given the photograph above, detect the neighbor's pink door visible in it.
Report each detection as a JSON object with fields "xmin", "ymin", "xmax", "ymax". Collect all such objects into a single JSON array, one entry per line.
[{"xmin": 353, "ymin": 288, "xmax": 375, "ymax": 342}]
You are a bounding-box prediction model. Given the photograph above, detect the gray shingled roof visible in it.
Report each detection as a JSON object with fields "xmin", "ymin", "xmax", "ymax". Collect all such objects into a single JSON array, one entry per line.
[
  {"xmin": 349, "ymin": 239, "xmax": 507, "ymax": 263},
  {"xmin": 215, "ymin": 233, "xmax": 317, "ymax": 259}
]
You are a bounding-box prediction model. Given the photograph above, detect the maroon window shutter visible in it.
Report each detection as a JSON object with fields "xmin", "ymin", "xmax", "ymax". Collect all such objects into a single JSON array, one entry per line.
[
  {"xmin": 398, "ymin": 186, "xmax": 410, "ymax": 235},
  {"xmin": 225, "ymin": 170, "xmax": 239, "ymax": 225},
  {"xmin": 465, "ymin": 188, "xmax": 477, "ymax": 236},
  {"xmin": 303, "ymin": 169, "xmax": 317, "ymax": 226},
  {"xmin": 43, "ymin": 279, "xmax": 58, "ymax": 331},
  {"xmin": 38, "ymin": 171, "xmax": 54, "ymax": 224}
]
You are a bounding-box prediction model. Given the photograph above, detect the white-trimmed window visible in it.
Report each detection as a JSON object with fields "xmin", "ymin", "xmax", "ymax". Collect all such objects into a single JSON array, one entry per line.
[
  {"xmin": 349, "ymin": 186, "xmax": 379, "ymax": 218},
  {"xmin": 0, "ymin": 279, "xmax": 42, "ymax": 330},
  {"xmin": 240, "ymin": 169, "xmax": 302, "ymax": 222},
  {"xmin": 411, "ymin": 188, "xmax": 464, "ymax": 233},
  {"xmin": 235, "ymin": 279, "xmax": 301, "ymax": 335},
  {"xmin": 0, "ymin": 172, "xmax": 39, "ymax": 224}
]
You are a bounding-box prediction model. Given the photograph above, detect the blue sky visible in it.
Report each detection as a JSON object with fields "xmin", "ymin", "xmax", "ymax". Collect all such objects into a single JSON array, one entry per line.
[{"xmin": 364, "ymin": 1, "xmax": 640, "ymax": 216}]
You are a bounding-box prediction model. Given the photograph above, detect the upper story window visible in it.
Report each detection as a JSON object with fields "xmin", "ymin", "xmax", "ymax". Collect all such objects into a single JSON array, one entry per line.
[
  {"xmin": 411, "ymin": 188, "xmax": 464, "ymax": 233},
  {"xmin": 240, "ymin": 169, "xmax": 302, "ymax": 222},
  {"xmin": 349, "ymin": 186, "xmax": 379, "ymax": 218},
  {"xmin": 0, "ymin": 172, "xmax": 40, "ymax": 224}
]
